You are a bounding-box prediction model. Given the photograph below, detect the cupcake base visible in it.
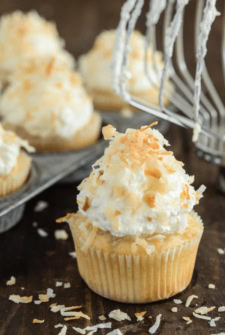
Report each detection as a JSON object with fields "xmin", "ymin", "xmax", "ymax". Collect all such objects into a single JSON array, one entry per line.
[
  {"xmin": 0, "ymin": 152, "xmax": 31, "ymax": 197},
  {"xmin": 3, "ymin": 112, "xmax": 101, "ymax": 152},
  {"xmin": 67, "ymin": 212, "xmax": 203, "ymax": 303}
]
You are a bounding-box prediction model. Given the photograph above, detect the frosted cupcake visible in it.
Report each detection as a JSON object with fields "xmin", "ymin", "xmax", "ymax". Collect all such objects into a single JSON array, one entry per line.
[
  {"xmin": 0, "ymin": 56, "xmax": 101, "ymax": 152},
  {"xmin": 0, "ymin": 124, "xmax": 34, "ymax": 197},
  {"xmin": 79, "ymin": 30, "xmax": 173, "ymax": 111},
  {"xmin": 61, "ymin": 123, "xmax": 205, "ymax": 303},
  {"xmin": 0, "ymin": 10, "xmax": 74, "ymax": 84}
]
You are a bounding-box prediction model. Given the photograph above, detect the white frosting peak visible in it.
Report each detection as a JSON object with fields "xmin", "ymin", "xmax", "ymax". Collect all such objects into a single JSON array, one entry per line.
[
  {"xmin": 77, "ymin": 124, "xmax": 205, "ymax": 237},
  {"xmin": 0, "ymin": 124, "xmax": 34, "ymax": 176},
  {"xmin": 0, "ymin": 56, "xmax": 93, "ymax": 139},
  {"xmin": 0, "ymin": 10, "xmax": 74, "ymax": 77},
  {"xmin": 79, "ymin": 30, "xmax": 163, "ymax": 93}
]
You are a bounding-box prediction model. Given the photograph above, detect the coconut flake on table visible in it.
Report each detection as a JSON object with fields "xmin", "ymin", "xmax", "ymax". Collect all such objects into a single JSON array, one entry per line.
[
  {"xmin": 34, "ymin": 300, "xmax": 42, "ymax": 305},
  {"xmin": 84, "ymin": 323, "xmax": 112, "ymax": 333},
  {"xmin": 55, "ymin": 230, "xmax": 69, "ymax": 240},
  {"xmin": 98, "ymin": 315, "xmax": 106, "ymax": 321},
  {"xmin": 32, "ymin": 221, "xmax": 38, "ymax": 227},
  {"xmin": 58, "ymin": 325, "xmax": 67, "ymax": 335},
  {"xmin": 34, "ymin": 200, "xmax": 48, "ymax": 212},
  {"xmin": 55, "ymin": 324, "xmax": 64, "ymax": 328},
  {"xmin": 64, "ymin": 282, "xmax": 71, "ymax": 289},
  {"xmin": 6, "ymin": 276, "xmax": 16, "ymax": 286},
  {"xmin": 9, "ymin": 295, "xmax": 33, "ymax": 304},
  {"xmin": 56, "ymin": 281, "xmax": 63, "ymax": 287},
  {"xmin": 135, "ymin": 311, "xmax": 146, "ymax": 321},
  {"xmin": 185, "ymin": 295, "xmax": 198, "ymax": 307},
  {"xmin": 192, "ymin": 312, "xmax": 211, "ymax": 320},
  {"xmin": 37, "ymin": 228, "xmax": 48, "ymax": 237},
  {"xmin": 69, "ymin": 251, "xmax": 77, "ymax": 258},
  {"xmin": 33, "ymin": 319, "xmax": 45, "ymax": 324},
  {"xmin": 217, "ymin": 248, "xmax": 225, "ymax": 255},
  {"xmin": 171, "ymin": 307, "xmax": 178, "ymax": 313},
  {"xmin": 149, "ymin": 314, "xmax": 162, "ymax": 334},
  {"xmin": 72, "ymin": 327, "xmax": 86, "ymax": 334},
  {"xmin": 209, "ymin": 317, "xmax": 220, "ymax": 327},
  {"xmin": 173, "ymin": 299, "xmax": 182, "ymax": 305},
  {"xmin": 108, "ymin": 309, "xmax": 131, "ymax": 321},
  {"xmin": 182, "ymin": 317, "xmax": 192, "ymax": 324},
  {"xmin": 208, "ymin": 283, "xmax": 216, "ymax": 289},
  {"xmin": 50, "ymin": 304, "xmax": 65, "ymax": 313},
  {"xmin": 211, "ymin": 333, "xmax": 225, "ymax": 335},
  {"xmin": 194, "ymin": 306, "xmax": 215, "ymax": 315},
  {"xmin": 61, "ymin": 309, "xmax": 90, "ymax": 320},
  {"xmin": 106, "ymin": 330, "xmax": 123, "ymax": 335},
  {"xmin": 218, "ymin": 306, "xmax": 225, "ymax": 312}
]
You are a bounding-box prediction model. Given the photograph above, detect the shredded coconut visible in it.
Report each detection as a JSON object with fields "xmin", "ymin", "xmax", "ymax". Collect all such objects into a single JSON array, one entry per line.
[
  {"xmin": 173, "ymin": 299, "xmax": 182, "ymax": 305},
  {"xmin": 9, "ymin": 295, "xmax": 33, "ymax": 304},
  {"xmin": 106, "ymin": 330, "xmax": 123, "ymax": 335},
  {"xmin": 185, "ymin": 295, "xmax": 198, "ymax": 307},
  {"xmin": 182, "ymin": 317, "xmax": 192, "ymax": 324},
  {"xmin": 55, "ymin": 230, "xmax": 69, "ymax": 240},
  {"xmin": 37, "ymin": 228, "xmax": 48, "ymax": 237},
  {"xmin": 72, "ymin": 328, "xmax": 85, "ymax": 334},
  {"xmin": 208, "ymin": 283, "xmax": 216, "ymax": 289},
  {"xmin": 55, "ymin": 324, "xmax": 64, "ymax": 328},
  {"xmin": 61, "ymin": 309, "xmax": 90, "ymax": 320},
  {"xmin": 108, "ymin": 309, "xmax": 131, "ymax": 322},
  {"xmin": 193, "ymin": 312, "xmax": 211, "ymax": 320},
  {"xmin": 69, "ymin": 251, "xmax": 77, "ymax": 258},
  {"xmin": 6, "ymin": 276, "xmax": 16, "ymax": 286},
  {"xmin": 135, "ymin": 311, "xmax": 146, "ymax": 321},
  {"xmin": 34, "ymin": 201, "xmax": 48, "ymax": 212},
  {"xmin": 64, "ymin": 283, "xmax": 71, "ymax": 289},
  {"xmin": 218, "ymin": 306, "xmax": 225, "ymax": 312},
  {"xmin": 217, "ymin": 248, "xmax": 225, "ymax": 255},
  {"xmin": 34, "ymin": 300, "xmax": 42, "ymax": 305},
  {"xmin": 171, "ymin": 307, "xmax": 178, "ymax": 313},
  {"xmin": 194, "ymin": 306, "xmax": 215, "ymax": 315},
  {"xmin": 56, "ymin": 281, "xmax": 63, "ymax": 287},
  {"xmin": 33, "ymin": 319, "xmax": 44, "ymax": 324},
  {"xmin": 99, "ymin": 315, "xmax": 106, "ymax": 321},
  {"xmin": 209, "ymin": 317, "xmax": 220, "ymax": 327},
  {"xmin": 58, "ymin": 325, "xmax": 67, "ymax": 335},
  {"xmin": 149, "ymin": 314, "xmax": 162, "ymax": 334},
  {"xmin": 51, "ymin": 305, "xmax": 65, "ymax": 313}
]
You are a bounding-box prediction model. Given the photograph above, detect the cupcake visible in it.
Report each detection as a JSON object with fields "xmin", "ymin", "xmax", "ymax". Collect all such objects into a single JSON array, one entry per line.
[
  {"xmin": 0, "ymin": 10, "xmax": 74, "ymax": 84},
  {"xmin": 60, "ymin": 123, "xmax": 205, "ymax": 303},
  {"xmin": 79, "ymin": 30, "xmax": 173, "ymax": 111},
  {"xmin": 0, "ymin": 124, "xmax": 34, "ymax": 197},
  {"xmin": 0, "ymin": 56, "xmax": 101, "ymax": 152}
]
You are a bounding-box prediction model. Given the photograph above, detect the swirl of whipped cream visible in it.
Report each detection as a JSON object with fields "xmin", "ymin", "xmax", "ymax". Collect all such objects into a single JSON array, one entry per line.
[
  {"xmin": 0, "ymin": 10, "xmax": 74, "ymax": 77},
  {"xmin": 0, "ymin": 56, "xmax": 93, "ymax": 139},
  {"xmin": 79, "ymin": 30, "xmax": 163, "ymax": 93},
  {"xmin": 77, "ymin": 124, "xmax": 205, "ymax": 237},
  {"xmin": 0, "ymin": 124, "xmax": 34, "ymax": 176}
]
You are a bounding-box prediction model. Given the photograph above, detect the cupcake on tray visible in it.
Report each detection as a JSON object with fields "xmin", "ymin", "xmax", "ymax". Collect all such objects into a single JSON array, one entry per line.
[
  {"xmin": 0, "ymin": 10, "xmax": 74, "ymax": 85},
  {"xmin": 0, "ymin": 124, "xmax": 34, "ymax": 197},
  {"xmin": 79, "ymin": 30, "xmax": 173, "ymax": 111},
  {"xmin": 59, "ymin": 122, "xmax": 205, "ymax": 303},
  {"xmin": 0, "ymin": 56, "xmax": 101, "ymax": 152}
]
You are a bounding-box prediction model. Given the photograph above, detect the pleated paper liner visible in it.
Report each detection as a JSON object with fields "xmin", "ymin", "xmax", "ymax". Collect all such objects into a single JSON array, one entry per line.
[{"xmin": 68, "ymin": 212, "xmax": 203, "ymax": 303}]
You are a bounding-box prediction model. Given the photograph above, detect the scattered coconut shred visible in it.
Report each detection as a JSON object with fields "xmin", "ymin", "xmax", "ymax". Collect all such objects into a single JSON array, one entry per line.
[
  {"xmin": 208, "ymin": 283, "xmax": 216, "ymax": 289},
  {"xmin": 58, "ymin": 325, "xmax": 67, "ymax": 335},
  {"xmin": 108, "ymin": 309, "xmax": 131, "ymax": 322},
  {"xmin": 55, "ymin": 229, "xmax": 69, "ymax": 240},
  {"xmin": 218, "ymin": 306, "xmax": 225, "ymax": 312},
  {"xmin": 182, "ymin": 317, "xmax": 192, "ymax": 325},
  {"xmin": 185, "ymin": 295, "xmax": 198, "ymax": 307},
  {"xmin": 34, "ymin": 200, "xmax": 48, "ymax": 212},
  {"xmin": 6, "ymin": 276, "xmax": 16, "ymax": 286},
  {"xmin": 171, "ymin": 307, "xmax": 178, "ymax": 313},
  {"xmin": 135, "ymin": 311, "xmax": 146, "ymax": 321},
  {"xmin": 173, "ymin": 299, "xmax": 182, "ymax": 305},
  {"xmin": 217, "ymin": 248, "xmax": 225, "ymax": 255},
  {"xmin": 37, "ymin": 228, "xmax": 48, "ymax": 238},
  {"xmin": 209, "ymin": 317, "xmax": 220, "ymax": 328},
  {"xmin": 33, "ymin": 319, "xmax": 45, "ymax": 324},
  {"xmin": 72, "ymin": 322, "xmax": 112, "ymax": 334},
  {"xmin": 69, "ymin": 251, "xmax": 77, "ymax": 258},
  {"xmin": 9, "ymin": 295, "xmax": 33, "ymax": 304},
  {"xmin": 194, "ymin": 306, "xmax": 215, "ymax": 315},
  {"xmin": 107, "ymin": 330, "xmax": 123, "ymax": 335},
  {"xmin": 149, "ymin": 314, "xmax": 162, "ymax": 334}
]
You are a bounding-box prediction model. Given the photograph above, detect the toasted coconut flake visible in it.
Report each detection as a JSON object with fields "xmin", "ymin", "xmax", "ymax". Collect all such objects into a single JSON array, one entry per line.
[
  {"xmin": 140, "ymin": 121, "xmax": 158, "ymax": 132},
  {"xmin": 99, "ymin": 315, "xmax": 106, "ymax": 321},
  {"xmin": 61, "ymin": 310, "xmax": 90, "ymax": 320},
  {"xmin": 218, "ymin": 306, "xmax": 225, "ymax": 312},
  {"xmin": 33, "ymin": 319, "xmax": 44, "ymax": 324},
  {"xmin": 56, "ymin": 281, "xmax": 63, "ymax": 287},
  {"xmin": 194, "ymin": 306, "xmax": 215, "ymax": 315},
  {"xmin": 217, "ymin": 248, "xmax": 225, "ymax": 255},
  {"xmin": 83, "ymin": 197, "xmax": 90, "ymax": 211},
  {"xmin": 47, "ymin": 288, "xmax": 56, "ymax": 298},
  {"xmin": 37, "ymin": 228, "xmax": 48, "ymax": 238},
  {"xmin": 108, "ymin": 309, "xmax": 131, "ymax": 321},
  {"xmin": 34, "ymin": 300, "xmax": 42, "ymax": 305},
  {"xmin": 58, "ymin": 325, "xmax": 67, "ymax": 335},
  {"xmin": 72, "ymin": 327, "xmax": 85, "ymax": 334},
  {"xmin": 143, "ymin": 194, "xmax": 155, "ymax": 208},
  {"xmin": 38, "ymin": 294, "xmax": 49, "ymax": 302},
  {"xmin": 193, "ymin": 312, "xmax": 211, "ymax": 320},
  {"xmin": 171, "ymin": 307, "xmax": 178, "ymax": 313},
  {"xmin": 135, "ymin": 311, "xmax": 146, "ymax": 321},
  {"xmin": 9, "ymin": 295, "xmax": 33, "ymax": 304},
  {"xmin": 55, "ymin": 230, "xmax": 69, "ymax": 240},
  {"xmin": 106, "ymin": 330, "xmax": 123, "ymax": 335},
  {"xmin": 185, "ymin": 295, "xmax": 198, "ymax": 307},
  {"xmin": 51, "ymin": 305, "xmax": 65, "ymax": 313},
  {"xmin": 69, "ymin": 251, "xmax": 77, "ymax": 258},
  {"xmin": 55, "ymin": 324, "xmax": 63, "ymax": 328},
  {"xmin": 102, "ymin": 125, "xmax": 117, "ymax": 140},
  {"xmin": 85, "ymin": 322, "xmax": 112, "ymax": 332},
  {"xmin": 209, "ymin": 317, "xmax": 220, "ymax": 327},
  {"xmin": 182, "ymin": 317, "xmax": 192, "ymax": 324},
  {"xmin": 61, "ymin": 306, "xmax": 82, "ymax": 312},
  {"xmin": 34, "ymin": 201, "xmax": 48, "ymax": 212},
  {"xmin": 208, "ymin": 284, "xmax": 216, "ymax": 289},
  {"xmin": 6, "ymin": 276, "xmax": 16, "ymax": 286},
  {"xmin": 64, "ymin": 283, "xmax": 71, "ymax": 289},
  {"xmin": 149, "ymin": 314, "xmax": 162, "ymax": 334},
  {"xmin": 173, "ymin": 299, "xmax": 182, "ymax": 305},
  {"xmin": 144, "ymin": 168, "xmax": 161, "ymax": 179},
  {"xmin": 56, "ymin": 213, "xmax": 74, "ymax": 223}
]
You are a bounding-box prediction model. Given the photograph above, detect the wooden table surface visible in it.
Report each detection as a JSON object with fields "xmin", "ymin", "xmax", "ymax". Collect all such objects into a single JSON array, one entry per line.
[{"xmin": 0, "ymin": 1, "xmax": 225, "ymax": 335}]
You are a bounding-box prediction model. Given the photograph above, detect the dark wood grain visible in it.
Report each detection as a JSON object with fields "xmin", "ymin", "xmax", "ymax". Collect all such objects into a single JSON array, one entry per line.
[{"xmin": 0, "ymin": 0, "xmax": 225, "ymax": 334}]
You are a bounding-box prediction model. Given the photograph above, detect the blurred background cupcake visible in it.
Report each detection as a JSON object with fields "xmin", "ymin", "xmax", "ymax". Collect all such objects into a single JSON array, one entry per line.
[
  {"xmin": 0, "ymin": 124, "xmax": 34, "ymax": 197},
  {"xmin": 0, "ymin": 56, "xmax": 101, "ymax": 152},
  {"xmin": 79, "ymin": 30, "xmax": 173, "ymax": 112},
  {"xmin": 0, "ymin": 10, "xmax": 74, "ymax": 86}
]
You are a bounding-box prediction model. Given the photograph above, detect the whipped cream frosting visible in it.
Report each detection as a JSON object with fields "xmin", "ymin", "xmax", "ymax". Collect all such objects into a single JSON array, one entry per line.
[
  {"xmin": 0, "ymin": 11, "xmax": 74, "ymax": 77},
  {"xmin": 0, "ymin": 56, "xmax": 93, "ymax": 139},
  {"xmin": 79, "ymin": 30, "xmax": 163, "ymax": 93},
  {"xmin": 0, "ymin": 124, "xmax": 34, "ymax": 176},
  {"xmin": 77, "ymin": 124, "xmax": 205, "ymax": 237}
]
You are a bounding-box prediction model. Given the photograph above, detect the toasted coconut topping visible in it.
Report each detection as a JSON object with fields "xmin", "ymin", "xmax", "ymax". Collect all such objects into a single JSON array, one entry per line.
[
  {"xmin": 6, "ymin": 276, "xmax": 16, "ymax": 286},
  {"xmin": 185, "ymin": 295, "xmax": 198, "ymax": 307},
  {"xmin": 108, "ymin": 309, "xmax": 131, "ymax": 322},
  {"xmin": 193, "ymin": 312, "xmax": 211, "ymax": 320},
  {"xmin": 33, "ymin": 319, "xmax": 44, "ymax": 324},
  {"xmin": 149, "ymin": 314, "xmax": 162, "ymax": 334},
  {"xmin": 38, "ymin": 294, "xmax": 49, "ymax": 302},
  {"xmin": 194, "ymin": 306, "xmax": 215, "ymax": 315},
  {"xmin": 102, "ymin": 125, "xmax": 117, "ymax": 140},
  {"xmin": 55, "ymin": 230, "xmax": 69, "ymax": 240},
  {"xmin": 56, "ymin": 213, "xmax": 74, "ymax": 223},
  {"xmin": 9, "ymin": 295, "xmax": 33, "ymax": 304},
  {"xmin": 171, "ymin": 307, "xmax": 178, "ymax": 313}
]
